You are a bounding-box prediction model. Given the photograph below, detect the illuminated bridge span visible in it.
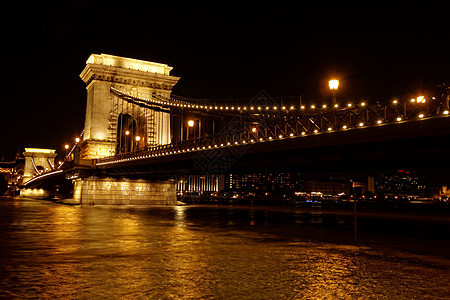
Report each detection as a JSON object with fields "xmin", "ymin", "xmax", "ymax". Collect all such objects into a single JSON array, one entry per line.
[
  {"xmin": 21, "ymin": 54, "xmax": 450, "ymax": 205},
  {"xmin": 97, "ymin": 87, "xmax": 450, "ymax": 167}
]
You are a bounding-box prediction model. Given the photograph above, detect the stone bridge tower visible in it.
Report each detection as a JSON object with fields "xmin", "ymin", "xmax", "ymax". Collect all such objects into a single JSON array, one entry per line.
[
  {"xmin": 22, "ymin": 148, "xmax": 57, "ymax": 184},
  {"xmin": 79, "ymin": 54, "xmax": 179, "ymax": 159}
]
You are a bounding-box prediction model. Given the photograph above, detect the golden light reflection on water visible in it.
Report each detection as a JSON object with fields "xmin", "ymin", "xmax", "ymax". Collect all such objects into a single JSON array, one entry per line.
[
  {"xmin": 162, "ymin": 206, "xmax": 214, "ymax": 299},
  {"xmin": 47, "ymin": 205, "xmax": 83, "ymax": 254},
  {"xmin": 111, "ymin": 213, "xmax": 143, "ymax": 250},
  {"xmin": 1, "ymin": 199, "xmax": 449, "ymax": 299}
]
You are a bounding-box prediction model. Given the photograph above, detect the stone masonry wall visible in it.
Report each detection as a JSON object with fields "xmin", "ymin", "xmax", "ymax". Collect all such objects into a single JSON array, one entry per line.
[{"xmin": 73, "ymin": 177, "xmax": 177, "ymax": 205}]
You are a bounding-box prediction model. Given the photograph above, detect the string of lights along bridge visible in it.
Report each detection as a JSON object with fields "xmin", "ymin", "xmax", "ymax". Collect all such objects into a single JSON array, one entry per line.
[
  {"xmin": 110, "ymin": 86, "xmax": 443, "ymax": 114},
  {"xmin": 95, "ymin": 89, "xmax": 449, "ymax": 166}
]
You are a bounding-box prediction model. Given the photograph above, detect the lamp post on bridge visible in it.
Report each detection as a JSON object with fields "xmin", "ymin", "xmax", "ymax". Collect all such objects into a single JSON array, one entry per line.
[
  {"xmin": 187, "ymin": 120, "xmax": 194, "ymax": 140},
  {"xmin": 125, "ymin": 130, "xmax": 130, "ymax": 153},
  {"xmin": 135, "ymin": 135, "xmax": 141, "ymax": 151},
  {"xmin": 329, "ymin": 79, "xmax": 339, "ymax": 106}
]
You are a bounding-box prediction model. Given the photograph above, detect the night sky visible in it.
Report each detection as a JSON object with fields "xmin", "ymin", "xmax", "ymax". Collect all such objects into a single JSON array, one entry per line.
[{"xmin": 2, "ymin": 1, "xmax": 449, "ymax": 159}]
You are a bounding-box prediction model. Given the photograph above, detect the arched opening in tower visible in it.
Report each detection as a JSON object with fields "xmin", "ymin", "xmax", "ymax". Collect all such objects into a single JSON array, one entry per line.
[{"xmin": 116, "ymin": 113, "xmax": 138, "ymax": 154}]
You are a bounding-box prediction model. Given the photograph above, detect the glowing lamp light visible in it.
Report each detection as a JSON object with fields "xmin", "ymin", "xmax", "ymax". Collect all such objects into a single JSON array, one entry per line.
[
  {"xmin": 329, "ymin": 79, "xmax": 339, "ymax": 90},
  {"xmin": 187, "ymin": 120, "xmax": 194, "ymax": 127},
  {"xmin": 125, "ymin": 130, "xmax": 130, "ymax": 135},
  {"xmin": 393, "ymin": 100, "xmax": 398, "ymax": 104},
  {"xmin": 64, "ymin": 144, "xmax": 69, "ymax": 150},
  {"xmin": 418, "ymin": 114, "xmax": 424, "ymax": 119},
  {"xmin": 322, "ymin": 104, "xmax": 327, "ymax": 108},
  {"xmin": 396, "ymin": 117, "xmax": 402, "ymax": 122},
  {"xmin": 75, "ymin": 137, "xmax": 80, "ymax": 143},
  {"xmin": 417, "ymin": 96, "xmax": 425, "ymax": 103},
  {"xmin": 251, "ymin": 127, "xmax": 257, "ymax": 133},
  {"xmin": 342, "ymin": 125, "xmax": 347, "ymax": 129},
  {"xmin": 334, "ymin": 104, "xmax": 339, "ymax": 108},
  {"xmin": 444, "ymin": 110, "xmax": 449, "ymax": 115},
  {"xmin": 359, "ymin": 122, "xmax": 364, "ymax": 127},
  {"xmin": 135, "ymin": 136, "xmax": 141, "ymax": 142},
  {"xmin": 377, "ymin": 120, "xmax": 382, "ymax": 124}
]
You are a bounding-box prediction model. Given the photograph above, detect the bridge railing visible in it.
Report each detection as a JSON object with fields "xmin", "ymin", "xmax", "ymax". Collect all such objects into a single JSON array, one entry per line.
[{"xmin": 96, "ymin": 97, "xmax": 449, "ymax": 165}]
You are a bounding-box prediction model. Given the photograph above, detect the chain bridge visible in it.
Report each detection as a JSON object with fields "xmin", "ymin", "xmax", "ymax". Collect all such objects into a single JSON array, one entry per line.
[{"xmin": 21, "ymin": 54, "xmax": 450, "ymax": 205}]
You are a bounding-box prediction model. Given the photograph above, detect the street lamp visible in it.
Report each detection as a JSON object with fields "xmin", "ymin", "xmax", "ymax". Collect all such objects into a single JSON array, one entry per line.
[
  {"xmin": 75, "ymin": 137, "xmax": 80, "ymax": 143},
  {"xmin": 329, "ymin": 79, "xmax": 339, "ymax": 106},
  {"xmin": 187, "ymin": 120, "xmax": 195, "ymax": 140},
  {"xmin": 417, "ymin": 96, "xmax": 426, "ymax": 103},
  {"xmin": 135, "ymin": 136, "xmax": 141, "ymax": 151}
]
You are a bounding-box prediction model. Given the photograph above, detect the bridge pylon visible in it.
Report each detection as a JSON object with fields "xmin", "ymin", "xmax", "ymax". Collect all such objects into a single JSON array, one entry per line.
[{"xmin": 79, "ymin": 53, "xmax": 179, "ymax": 159}]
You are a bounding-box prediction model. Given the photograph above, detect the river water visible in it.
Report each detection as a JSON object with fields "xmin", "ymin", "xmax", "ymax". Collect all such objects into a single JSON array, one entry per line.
[{"xmin": 0, "ymin": 197, "xmax": 449, "ymax": 299}]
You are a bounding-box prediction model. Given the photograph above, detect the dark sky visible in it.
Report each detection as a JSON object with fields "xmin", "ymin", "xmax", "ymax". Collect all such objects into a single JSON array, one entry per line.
[{"xmin": 2, "ymin": 1, "xmax": 449, "ymax": 159}]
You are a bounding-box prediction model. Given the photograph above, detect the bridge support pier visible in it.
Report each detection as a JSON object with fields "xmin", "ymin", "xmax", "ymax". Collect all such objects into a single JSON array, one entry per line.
[
  {"xmin": 73, "ymin": 177, "xmax": 177, "ymax": 205},
  {"xmin": 20, "ymin": 188, "xmax": 54, "ymax": 199}
]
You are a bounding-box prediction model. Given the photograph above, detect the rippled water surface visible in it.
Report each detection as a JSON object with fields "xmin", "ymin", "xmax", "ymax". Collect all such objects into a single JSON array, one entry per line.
[{"xmin": 0, "ymin": 197, "xmax": 449, "ymax": 299}]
